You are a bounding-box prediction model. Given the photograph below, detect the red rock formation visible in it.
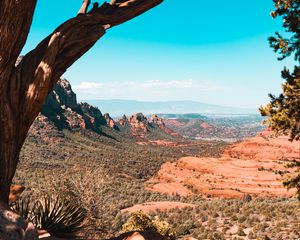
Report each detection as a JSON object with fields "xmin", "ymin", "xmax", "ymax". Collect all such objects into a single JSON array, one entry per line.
[
  {"xmin": 40, "ymin": 78, "xmax": 109, "ymax": 132},
  {"xmin": 31, "ymin": 79, "xmax": 182, "ymax": 143},
  {"xmin": 148, "ymin": 132, "xmax": 299, "ymax": 199},
  {"xmin": 150, "ymin": 114, "xmax": 165, "ymax": 127},
  {"xmin": 124, "ymin": 113, "xmax": 179, "ymax": 137},
  {"xmin": 224, "ymin": 129, "xmax": 300, "ymax": 161},
  {"xmin": 129, "ymin": 113, "xmax": 150, "ymax": 134},
  {"xmin": 119, "ymin": 114, "xmax": 130, "ymax": 127},
  {"xmin": 79, "ymin": 102, "xmax": 107, "ymax": 131},
  {"xmin": 151, "ymin": 115, "xmax": 180, "ymax": 137},
  {"xmin": 104, "ymin": 113, "xmax": 118, "ymax": 130}
]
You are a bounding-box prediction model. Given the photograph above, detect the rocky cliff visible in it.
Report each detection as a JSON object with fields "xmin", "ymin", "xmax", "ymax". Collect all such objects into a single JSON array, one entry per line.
[
  {"xmin": 33, "ymin": 79, "xmax": 175, "ymax": 141},
  {"xmin": 40, "ymin": 79, "xmax": 108, "ymax": 133},
  {"xmin": 115, "ymin": 113, "xmax": 179, "ymax": 138}
]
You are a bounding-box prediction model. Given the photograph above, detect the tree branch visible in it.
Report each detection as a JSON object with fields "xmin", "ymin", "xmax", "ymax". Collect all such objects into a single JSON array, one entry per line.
[
  {"xmin": 78, "ymin": 0, "xmax": 91, "ymax": 14},
  {"xmin": 18, "ymin": 0, "xmax": 163, "ymax": 127}
]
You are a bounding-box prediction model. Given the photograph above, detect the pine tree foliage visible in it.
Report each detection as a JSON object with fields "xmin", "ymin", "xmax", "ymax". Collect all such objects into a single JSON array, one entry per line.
[
  {"xmin": 260, "ymin": 0, "xmax": 300, "ymax": 140},
  {"xmin": 260, "ymin": 0, "xmax": 300, "ymax": 200}
]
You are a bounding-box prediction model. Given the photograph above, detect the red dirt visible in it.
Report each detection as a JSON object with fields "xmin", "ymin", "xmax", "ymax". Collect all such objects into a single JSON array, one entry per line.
[
  {"xmin": 147, "ymin": 132, "xmax": 299, "ymax": 199},
  {"xmin": 200, "ymin": 122, "xmax": 213, "ymax": 130},
  {"xmin": 121, "ymin": 201, "xmax": 195, "ymax": 214},
  {"xmin": 136, "ymin": 140, "xmax": 192, "ymax": 147}
]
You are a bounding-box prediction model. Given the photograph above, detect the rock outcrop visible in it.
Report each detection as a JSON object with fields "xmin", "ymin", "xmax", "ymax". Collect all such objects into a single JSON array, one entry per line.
[
  {"xmin": 150, "ymin": 114, "xmax": 165, "ymax": 127},
  {"xmin": 40, "ymin": 79, "xmax": 109, "ymax": 133},
  {"xmin": 128, "ymin": 113, "xmax": 150, "ymax": 134},
  {"xmin": 32, "ymin": 78, "xmax": 181, "ymax": 142},
  {"xmin": 224, "ymin": 129, "xmax": 300, "ymax": 161},
  {"xmin": 119, "ymin": 114, "xmax": 130, "ymax": 127},
  {"xmin": 104, "ymin": 113, "xmax": 118, "ymax": 130},
  {"xmin": 116, "ymin": 113, "xmax": 178, "ymax": 138},
  {"xmin": 151, "ymin": 114, "xmax": 180, "ymax": 137},
  {"xmin": 80, "ymin": 102, "xmax": 107, "ymax": 132},
  {"xmin": 148, "ymin": 131, "xmax": 299, "ymax": 199}
]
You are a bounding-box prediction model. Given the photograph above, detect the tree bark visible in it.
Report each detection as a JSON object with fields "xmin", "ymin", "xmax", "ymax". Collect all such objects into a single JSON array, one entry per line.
[{"xmin": 0, "ymin": 0, "xmax": 163, "ymax": 239}]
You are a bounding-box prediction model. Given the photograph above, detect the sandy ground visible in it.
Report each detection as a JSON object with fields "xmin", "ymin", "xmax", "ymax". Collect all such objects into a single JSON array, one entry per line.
[{"xmin": 121, "ymin": 201, "xmax": 195, "ymax": 214}]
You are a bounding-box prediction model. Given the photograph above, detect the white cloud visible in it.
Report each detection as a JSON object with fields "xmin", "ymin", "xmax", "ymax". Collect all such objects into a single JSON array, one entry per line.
[
  {"xmin": 73, "ymin": 79, "xmax": 223, "ymax": 101},
  {"xmin": 73, "ymin": 82, "xmax": 107, "ymax": 90}
]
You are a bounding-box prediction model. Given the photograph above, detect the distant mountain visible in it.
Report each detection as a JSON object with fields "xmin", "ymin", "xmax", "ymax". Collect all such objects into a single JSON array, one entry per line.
[{"xmin": 82, "ymin": 99, "xmax": 258, "ymax": 117}]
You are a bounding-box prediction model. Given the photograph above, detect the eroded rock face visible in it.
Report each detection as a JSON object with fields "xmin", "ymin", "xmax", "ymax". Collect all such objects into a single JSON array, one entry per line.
[
  {"xmin": 40, "ymin": 79, "xmax": 109, "ymax": 132},
  {"xmin": 129, "ymin": 113, "xmax": 150, "ymax": 134},
  {"xmin": 34, "ymin": 79, "xmax": 180, "ymax": 140},
  {"xmin": 79, "ymin": 103, "xmax": 107, "ymax": 131},
  {"xmin": 147, "ymin": 131, "xmax": 299, "ymax": 199},
  {"xmin": 150, "ymin": 114, "xmax": 165, "ymax": 127},
  {"xmin": 116, "ymin": 113, "xmax": 178, "ymax": 138},
  {"xmin": 119, "ymin": 114, "xmax": 130, "ymax": 127},
  {"xmin": 43, "ymin": 79, "xmax": 79, "ymax": 112},
  {"xmin": 224, "ymin": 129, "xmax": 300, "ymax": 161},
  {"xmin": 150, "ymin": 115, "xmax": 180, "ymax": 137},
  {"xmin": 104, "ymin": 113, "xmax": 118, "ymax": 130}
]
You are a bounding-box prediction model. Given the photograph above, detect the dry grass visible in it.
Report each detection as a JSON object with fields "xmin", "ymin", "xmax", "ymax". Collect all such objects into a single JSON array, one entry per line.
[{"xmin": 14, "ymin": 126, "xmax": 300, "ymax": 239}]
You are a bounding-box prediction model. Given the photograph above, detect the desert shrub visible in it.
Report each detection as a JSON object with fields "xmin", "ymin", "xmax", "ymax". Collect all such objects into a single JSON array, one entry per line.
[
  {"xmin": 209, "ymin": 231, "xmax": 225, "ymax": 240},
  {"xmin": 122, "ymin": 211, "xmax": 175, "ymax": 239},
  {"xmin": 248, "ymin": 231, "xmax": 256, "ymax": 239},
  {"xmin": 237, "ymin": 226, "xmax": 246, "ymax": 236}
]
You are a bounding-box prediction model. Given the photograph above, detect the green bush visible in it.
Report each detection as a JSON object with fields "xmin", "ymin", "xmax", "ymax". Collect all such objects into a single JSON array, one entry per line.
[{"xmin": 122, "ymin": 211, "xmax": 175, "ymax": 239}]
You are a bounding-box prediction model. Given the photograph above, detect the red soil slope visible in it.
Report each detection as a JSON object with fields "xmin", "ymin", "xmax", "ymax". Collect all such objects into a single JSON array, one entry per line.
[
  {"xmin": 147, "ymin": 131, "xmax": 300, "ymax": 199},
  {"xmin": 121, "ymin": 202, "xmax": 195, "ymax": 214}
]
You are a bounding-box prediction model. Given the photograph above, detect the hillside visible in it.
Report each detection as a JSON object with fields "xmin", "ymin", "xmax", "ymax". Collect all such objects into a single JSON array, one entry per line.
[
  {"xmin": 162, "ymin": 114, "xmax": 264, "ymax": 142},
  {"xmin": 34, "ymin": 79, "xmax": 180, "ymax": 144},
  {"xmin": 16, "ymin": 79, "xmax": 227, "ymax": 239},
  {"xmin": 14, "ymin": 79, "xmax": 300, "ymax": 240}
]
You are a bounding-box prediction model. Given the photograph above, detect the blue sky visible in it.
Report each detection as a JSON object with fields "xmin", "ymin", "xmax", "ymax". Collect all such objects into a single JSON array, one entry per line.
[{"xmin": 22, "ymin": 0, "xmax": 292, "ymax": 109}]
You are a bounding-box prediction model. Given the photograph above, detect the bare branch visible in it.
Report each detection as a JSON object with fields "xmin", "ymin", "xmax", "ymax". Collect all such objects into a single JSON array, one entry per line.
[
  {"xmin": 78, "ymin": 0, "xmax": 91, "ymax": 14},
  {"xmin": 19, "ymin": 0, "xmax": 163, "ymax": 126}
]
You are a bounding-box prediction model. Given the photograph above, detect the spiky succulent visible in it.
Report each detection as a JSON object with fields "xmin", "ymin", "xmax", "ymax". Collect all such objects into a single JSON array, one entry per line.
[{"xmin": 13, "ymin": 194, "xmax": 87, "ymax": 239}]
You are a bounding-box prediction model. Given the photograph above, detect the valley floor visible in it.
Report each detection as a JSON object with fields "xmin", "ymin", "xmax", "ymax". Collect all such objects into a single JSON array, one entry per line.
[{"xmin": 15, "ymin": 128, "xmax": 300, "ymax": 240}]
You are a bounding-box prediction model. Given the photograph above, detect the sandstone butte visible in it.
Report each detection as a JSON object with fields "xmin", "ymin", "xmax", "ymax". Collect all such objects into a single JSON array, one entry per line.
[{"xmin": 147, "ymin": 129, "xmax": 300, "ymax": 199}]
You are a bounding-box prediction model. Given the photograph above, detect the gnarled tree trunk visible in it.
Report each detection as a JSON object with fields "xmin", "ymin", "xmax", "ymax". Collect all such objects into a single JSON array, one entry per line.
[{"xmin": 0, "ymin": 0, "xmax": 163, "ymax": 239}]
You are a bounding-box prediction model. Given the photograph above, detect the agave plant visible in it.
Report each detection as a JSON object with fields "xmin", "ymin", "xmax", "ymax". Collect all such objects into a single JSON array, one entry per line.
[
  {"xmin": 11, "ymin": 195, "xmax": 32, "ymax": 222},
  {"xmin": 12, "ymin": 193, "xmax": 87, "ymax": 239}
]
